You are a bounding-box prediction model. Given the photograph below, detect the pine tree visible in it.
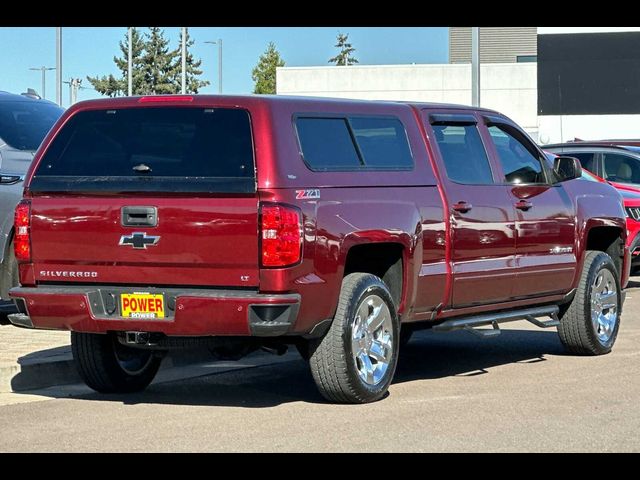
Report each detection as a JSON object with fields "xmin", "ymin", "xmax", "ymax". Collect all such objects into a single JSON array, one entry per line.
[
  {"xmin": 174, "ymin": 28, "xmax": 210, "ymax": 94},
  {"xmin": 329, "ymin": 33, "xmax": 359, "ymax": 66},
  {"xmin": 141, "ymin": 27, "xmax": 179, "ymax": 94},
  {"xmin": 87, "ymin": 27, "xmax": 146, "ymax": 97},
  {"xmin": 87, "ymin": 27, "xmax": 210, "ymax": 97},
  {"xmin": 252, "ymin": 42, "xmax": 285, "ymax": 94}
]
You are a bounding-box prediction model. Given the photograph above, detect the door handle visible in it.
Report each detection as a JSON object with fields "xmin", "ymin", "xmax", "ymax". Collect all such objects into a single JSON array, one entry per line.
[
  {"xmin": 452, "ymin": 201, "xmax": 473, "ymax": 213},
  {"xmin": 515, "ymin": 200, "xmax": 533, "ymax": 211},
  {"xmin": 121, "ymin": 206, "xmax": 158, "ymax": 227}
]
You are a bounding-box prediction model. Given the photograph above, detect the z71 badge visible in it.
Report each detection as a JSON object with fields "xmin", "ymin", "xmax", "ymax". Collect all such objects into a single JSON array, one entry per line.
[{"xmin": 295, "ymin": 189, "xmax": 321, "ymax": 200}]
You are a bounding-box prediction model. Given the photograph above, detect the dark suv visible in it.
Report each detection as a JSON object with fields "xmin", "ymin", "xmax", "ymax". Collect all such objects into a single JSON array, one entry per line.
[{"xmin": 0, "ymin": 91, "xmax": 63, "ymax": 314}]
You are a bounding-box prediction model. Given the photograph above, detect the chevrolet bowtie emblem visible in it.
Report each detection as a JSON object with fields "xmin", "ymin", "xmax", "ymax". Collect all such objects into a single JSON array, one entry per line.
[{"xmin": 119, "ymin": 232, "xmax": 160, "ymax": 249}]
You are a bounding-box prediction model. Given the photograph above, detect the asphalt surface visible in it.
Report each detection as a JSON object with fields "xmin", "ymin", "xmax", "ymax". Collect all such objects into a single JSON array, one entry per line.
[{"xmin": 1, "ymin": 280, "xmax": 639, "ymax": 452}]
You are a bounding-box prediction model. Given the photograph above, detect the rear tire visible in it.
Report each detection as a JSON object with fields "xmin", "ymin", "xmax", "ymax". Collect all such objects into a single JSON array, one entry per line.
[
  {"xmin": 71, "ymin": 332, "xmax": 162, "ymax": 393},
  {"xmin": 558, "ymin": 251, "xmax": 621, "ymax": 355},
  {"xmin": 309, "ymin": 273, "xmax": 399, "ymax": 404}
]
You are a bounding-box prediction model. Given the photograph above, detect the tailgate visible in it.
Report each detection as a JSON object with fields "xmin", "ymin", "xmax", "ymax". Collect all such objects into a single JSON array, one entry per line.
[{"xmin": 30, "ymin": 196, "xmax": 259, "ymax": 287}]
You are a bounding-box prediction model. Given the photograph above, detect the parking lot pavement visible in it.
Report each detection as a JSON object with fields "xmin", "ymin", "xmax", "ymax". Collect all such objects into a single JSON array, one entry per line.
[
  {"xmin": 0, "ymin": 279, "xmax": 639, "ymax": 452},
  {"xmin": 0, "ymin": 326, "xmax": 74, "ymax": 392}
]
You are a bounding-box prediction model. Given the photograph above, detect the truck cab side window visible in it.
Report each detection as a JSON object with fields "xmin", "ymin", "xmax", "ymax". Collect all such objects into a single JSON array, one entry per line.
[
  {"xmin": 432, "ymin": 124, "xmax": 494, "ymax": 184},
  {"xmin": 488, "ymin": 125, "xmax": 546, "ymax": 184}
]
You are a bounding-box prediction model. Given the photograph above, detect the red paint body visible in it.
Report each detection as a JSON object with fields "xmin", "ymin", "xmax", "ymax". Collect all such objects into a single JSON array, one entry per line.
[{"xmin": 10, "ymin": 95, "xmax": 630, "ymax": 336}]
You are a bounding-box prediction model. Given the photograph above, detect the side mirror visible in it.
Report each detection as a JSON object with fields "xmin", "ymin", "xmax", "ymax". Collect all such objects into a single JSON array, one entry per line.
[
  {"xmin": 554, "ymin": 156, "xmax": 582, "ymax": 182},
  {"xmin": 0, "ymin": 174, "xmax": 23, "ymax": 185}
]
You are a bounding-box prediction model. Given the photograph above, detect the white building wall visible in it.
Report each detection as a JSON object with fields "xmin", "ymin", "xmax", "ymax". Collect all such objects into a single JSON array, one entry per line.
[
  {"xmin": 277, "ymin": 63, "xmax": 539, "ymax": 138},
  {"xmin": 538, "ymin": 116, "xmax": 640, "ymax": 144}
]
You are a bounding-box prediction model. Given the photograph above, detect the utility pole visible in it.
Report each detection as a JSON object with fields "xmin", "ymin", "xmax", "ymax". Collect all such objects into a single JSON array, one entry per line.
[
  {"xmin": 29, "ymin": 66, "xmax": 55, "ymax": 100},
  {"xmin": 128, "ymin": 27, "xmax": 133, "ymax": 96},
  {"xmin": 181, "ymin": 27, "xmax": 187, "ymax": 94},
  {"xmin": 56, "ymin": 27, "xmax": 62, "ymax": 106},
  {"xmin": 64, "ymin": 78, "xmax": 82, "ymax": 105},
  {"xmin": 217, "ymin": 39, "xmax": 222, "ymax": 94},
  {"xmin": 205, "ymin": 39, "xmax": 223, "ymax": 93},
  {"xmin": 471, "ymin": 27, "xmax": 480, "ymax": 107}
]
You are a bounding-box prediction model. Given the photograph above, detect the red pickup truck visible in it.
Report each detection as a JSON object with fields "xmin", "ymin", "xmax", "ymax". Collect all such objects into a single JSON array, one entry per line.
[{"xmin": 8, "ymin": 95, "xmax": 630, "ymax": 404}]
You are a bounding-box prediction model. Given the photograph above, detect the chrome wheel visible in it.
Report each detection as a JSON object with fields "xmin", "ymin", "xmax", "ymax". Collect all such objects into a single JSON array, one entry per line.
[
  {"xmin": 590, "ymin": 269, "xmax": 618, "ymax": 344},
  {"xmin": 351, "ymin": 294, "xmax": 394, "ymax": 386}
]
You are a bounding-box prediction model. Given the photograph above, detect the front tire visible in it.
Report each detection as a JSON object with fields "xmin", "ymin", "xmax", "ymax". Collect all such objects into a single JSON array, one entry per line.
[
  {"xmin": 558, "ymin": 251, "xmax": 621, "ymax": 355},
  {"xmin": 71, "ymin": 332, "xmax": 162, "ymax": 393},
  {"xmin": 309, "ymin": 273, "xmax": 399, "ymax": 404}
]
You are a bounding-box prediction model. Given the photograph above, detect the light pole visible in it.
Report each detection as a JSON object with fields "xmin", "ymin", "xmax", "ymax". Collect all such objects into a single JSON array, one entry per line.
[
  {"xmin": 56, "ymin": 27, "xmax": 62, "ymax": 106},
  {"xmin": 205, "ymin": 39, "xmax": 223, "ymax": 93},
  {"xmin": 181, "ymin": 27, "xmax": 187, "ymax": 94},
  {"xmin": 128, "ymin": 27, "xmax": 133, "ymax": 96},
  {"xmin": 29, "ymin": 66, "xmax": 55, "ymax": 100},
  {"xmin": 471, "ymin": 27, "xmax": 480, "ymax": 107}
]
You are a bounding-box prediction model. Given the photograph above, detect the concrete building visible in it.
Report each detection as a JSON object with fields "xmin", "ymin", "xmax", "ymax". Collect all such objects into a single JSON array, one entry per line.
[
  {"xmin": 449, "ymin": 27, "xmax": 537, "ymax": 64},
  {"xmin": 276, "ymin": 63, "xmax": 538, "ymax": 137},
  {"xmin": 276, "ymin": 27, "xmax": 640, "ymax": 144}
]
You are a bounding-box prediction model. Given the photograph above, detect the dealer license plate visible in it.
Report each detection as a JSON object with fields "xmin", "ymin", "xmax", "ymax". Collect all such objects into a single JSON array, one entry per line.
[{"xmin": 120, "ymin": 293, "xmax": 165, "ymax": 319}]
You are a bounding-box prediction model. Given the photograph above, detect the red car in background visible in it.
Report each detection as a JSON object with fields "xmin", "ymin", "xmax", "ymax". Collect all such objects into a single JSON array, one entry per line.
[
  {"xmin": 582, "ymin": 169, "xmax": 640, "ymax": 272},
  {"xmin": 545, "ymin": 152, "xmax": 640, "ymax": 272}
]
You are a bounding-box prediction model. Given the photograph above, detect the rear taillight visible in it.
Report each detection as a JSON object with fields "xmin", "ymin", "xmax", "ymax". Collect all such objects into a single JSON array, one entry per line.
[
  {"xmin": 261, "ymin": 204, "xmax": 302, "ymax": 267},
  {"xmin": 14, "ymin": 200, "xmax": 31, "ymax": 263}
]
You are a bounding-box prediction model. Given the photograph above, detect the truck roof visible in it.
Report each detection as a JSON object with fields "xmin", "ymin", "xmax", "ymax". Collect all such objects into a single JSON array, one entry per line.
[{"xmin": 64, "ymin": 93, "xmax": 501, "ymax": 116}]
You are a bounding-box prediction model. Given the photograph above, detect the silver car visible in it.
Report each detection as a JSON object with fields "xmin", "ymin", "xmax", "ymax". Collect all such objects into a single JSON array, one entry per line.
[{"xmin": 0, "ymin": 91, "xmax": 63, "ymax": 314}]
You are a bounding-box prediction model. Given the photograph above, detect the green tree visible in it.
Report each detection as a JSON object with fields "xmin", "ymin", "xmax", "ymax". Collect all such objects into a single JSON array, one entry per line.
[
  {"xmin": 87, "ymin": 27, "xmax": 146, "ymax": 96},
  {"xmin": 252, "ymin": 42, "xmax": 285, "ymax": 94},
  {"xmin": 174, "ymin": 28, "xmax": 210, "ymax": 93},
  {"xmin": 329, "ymin": 33, "xmax": 359, "ymax": 66},
  {"xmin": 87, "ymin": 27, "xmax": 210, "ymax": 97},
  {"xmin": 141, "ymin": 27, "xmax": 179, "ymax": 94}
]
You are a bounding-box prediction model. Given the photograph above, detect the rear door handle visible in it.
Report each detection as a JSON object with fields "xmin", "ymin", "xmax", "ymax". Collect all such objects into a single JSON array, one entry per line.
[
  {"xmin": 452, "ymin": 201, "xmax": 473, "ymax": 213},
  {"xmin": 122, "ymin": 206, "xmax": 157, "ymax": 227},
  {"xmin": 515, "ymin": 200, "xmax": 533, "ymax": 211}
]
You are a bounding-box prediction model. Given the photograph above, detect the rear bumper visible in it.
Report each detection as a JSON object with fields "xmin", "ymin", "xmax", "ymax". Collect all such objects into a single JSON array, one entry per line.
[{"xmin": 8, "ymin": 285, "xmax": 300, "ymax": 336}]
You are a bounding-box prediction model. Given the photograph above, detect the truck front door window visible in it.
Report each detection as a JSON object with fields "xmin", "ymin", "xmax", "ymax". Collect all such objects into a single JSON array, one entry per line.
[{"xmin": 488, "ymin": 125, "xmax": 546, "ymax": 184}]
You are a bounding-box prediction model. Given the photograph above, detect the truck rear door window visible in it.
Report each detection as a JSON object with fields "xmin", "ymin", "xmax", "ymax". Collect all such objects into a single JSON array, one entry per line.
[
  {"xmin": 31, "ymin": 107, "xmax": 255, "ymax": 193},
  {"xmin": 432, "ymin": 124, "xmax": 494, "ymax": 184},
  {"xmin": 295, "ymin": 115, "xmax": 414, "ymax": 171}
]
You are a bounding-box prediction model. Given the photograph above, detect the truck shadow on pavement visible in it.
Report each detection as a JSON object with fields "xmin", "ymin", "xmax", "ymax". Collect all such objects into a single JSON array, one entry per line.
[{"xmin": 64, "ymin": 328, "xmax": 566, "ymax": 408}]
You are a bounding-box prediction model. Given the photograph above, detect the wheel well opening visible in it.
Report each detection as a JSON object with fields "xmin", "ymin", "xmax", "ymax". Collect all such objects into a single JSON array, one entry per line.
[
  {"xmin": 344, "ymin": 243, "xmax": 404, "ymax": 308},
  {"xmin": 586, "ymin": 226, "xmax": 624, "ymax": 277}
]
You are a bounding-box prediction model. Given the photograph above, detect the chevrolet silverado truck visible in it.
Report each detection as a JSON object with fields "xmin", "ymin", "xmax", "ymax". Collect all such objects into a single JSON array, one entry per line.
[{"xmin": 8, "ymin": 95, "xmax": 630, "ymax": 404}]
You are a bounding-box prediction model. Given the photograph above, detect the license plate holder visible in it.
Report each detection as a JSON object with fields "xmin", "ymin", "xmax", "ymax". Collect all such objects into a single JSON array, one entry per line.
[{"xmin": 120, "ymin": 292, "xmax": 165, "ymax": 319}]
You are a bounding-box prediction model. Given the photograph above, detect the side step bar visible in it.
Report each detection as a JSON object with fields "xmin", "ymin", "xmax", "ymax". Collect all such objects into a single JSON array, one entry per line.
[{"xmin": 432, "ymin": 305, "xmax": 560, "ymax": 338}]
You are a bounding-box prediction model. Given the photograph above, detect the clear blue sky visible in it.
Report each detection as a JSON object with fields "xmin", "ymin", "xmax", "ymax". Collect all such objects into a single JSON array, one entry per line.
[{"xmin": 0, "ymin": 27, "xmax": 448, "ymax": 106}]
